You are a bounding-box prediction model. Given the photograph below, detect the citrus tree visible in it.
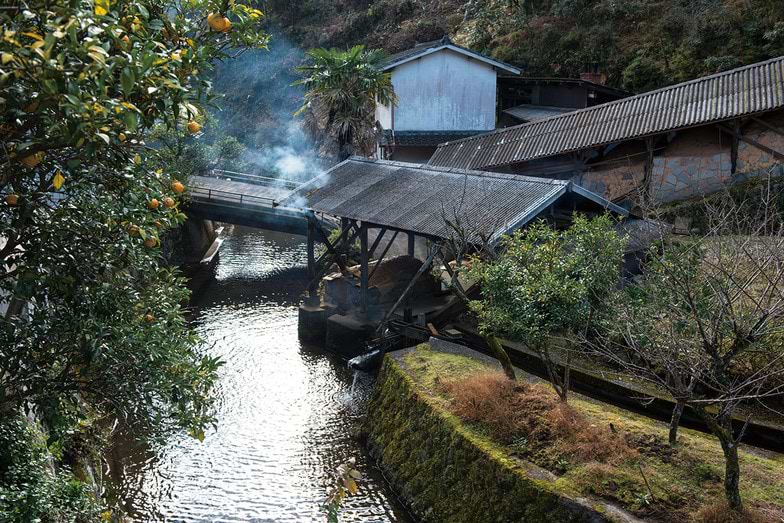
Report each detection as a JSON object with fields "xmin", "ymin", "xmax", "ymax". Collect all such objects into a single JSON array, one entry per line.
[
  {"xmin": 470, "ymin": 215, "xmax": 626, "ymax": 402},
  {"xmin": 0, "ymin": 0, "xmax": 267, "ymax": 516}
]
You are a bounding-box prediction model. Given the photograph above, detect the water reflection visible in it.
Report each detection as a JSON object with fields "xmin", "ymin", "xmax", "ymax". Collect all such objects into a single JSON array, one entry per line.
[{"xmin": 112, "ymin": 225, "xmax": 411, "ymax": 522}]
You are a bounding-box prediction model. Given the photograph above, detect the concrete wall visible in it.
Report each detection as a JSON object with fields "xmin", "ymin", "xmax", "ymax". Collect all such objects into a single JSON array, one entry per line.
[{"xmin": 376, "ymin": 49, "xmax": 498, "ymax": 132}]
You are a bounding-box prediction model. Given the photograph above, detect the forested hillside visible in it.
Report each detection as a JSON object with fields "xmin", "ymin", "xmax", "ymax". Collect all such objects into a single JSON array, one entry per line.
[{"xmin": 261, "ymin": 0, "xmax": 784, "ymax": 93}]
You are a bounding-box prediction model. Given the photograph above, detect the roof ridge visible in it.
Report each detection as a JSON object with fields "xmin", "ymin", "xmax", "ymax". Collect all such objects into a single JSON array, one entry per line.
[
  {"xmin": 360, "ymin": 158, "xmax": 569, "ymax": 185},
  {"xmin": 434, "ymin": 55, "xmax": 784, "ymax": 150}
]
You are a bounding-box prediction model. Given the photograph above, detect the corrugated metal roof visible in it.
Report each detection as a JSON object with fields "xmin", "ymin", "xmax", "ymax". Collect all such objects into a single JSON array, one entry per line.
[
  {"xmin": 280, "ymin": 158, "xmax": 626, "ymax": 243},
  {"xmin": 380, "ymin": 130, "xmax": 486, "ymax": 147},
  {"xmin": 502, "ymin": 104, "xmax": 574, "ymax": 123},
  {"xmin": 380, "ymin": 37, "xmax": 521, "ymax": 75},
  {"xmin": 429, "ymin": 56, "xmax": 784, "ymax": 170}
]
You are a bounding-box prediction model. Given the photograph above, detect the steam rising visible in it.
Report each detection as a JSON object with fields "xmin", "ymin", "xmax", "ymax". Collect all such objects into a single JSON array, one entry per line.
[{"xmin": 211, "ymin": 30, "xmax": 326, "ymax": 184}]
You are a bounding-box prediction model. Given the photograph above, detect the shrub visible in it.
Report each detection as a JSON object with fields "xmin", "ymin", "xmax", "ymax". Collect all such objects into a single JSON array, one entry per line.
[{"xmin": 442, "ymin": 371, "xmax": 634, "ymax": 465}]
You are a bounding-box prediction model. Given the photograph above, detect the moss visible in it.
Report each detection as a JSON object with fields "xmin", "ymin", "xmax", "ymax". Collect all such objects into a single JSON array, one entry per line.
[
  {"xmin": 368, "ymin": 345, "xmax": 784, "ymax": 523},
  {"xmin": 366, "ymin": 350, "xmax": 619, "ymax": 522}
]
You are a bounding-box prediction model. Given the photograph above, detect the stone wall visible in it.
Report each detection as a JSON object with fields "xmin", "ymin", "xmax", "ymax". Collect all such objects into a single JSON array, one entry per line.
[
  {"xmin": 567, "ymin": 110, "xmax": 784, "ymax": 204},
  {"xmin": 365, "ymin": 354, "xmax": 623, "ymax": 523}
]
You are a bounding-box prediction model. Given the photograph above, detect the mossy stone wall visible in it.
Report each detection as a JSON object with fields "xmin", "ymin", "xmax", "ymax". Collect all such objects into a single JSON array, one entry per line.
[{"xmin": 365, "ymin": 356, "xmax": 616, "ymax": 523}]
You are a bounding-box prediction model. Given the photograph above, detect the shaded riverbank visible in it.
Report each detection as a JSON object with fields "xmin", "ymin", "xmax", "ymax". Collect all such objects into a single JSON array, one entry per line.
[{"xmin": 109, "ymin": 226, "xmax": 412, "ymax": 522}]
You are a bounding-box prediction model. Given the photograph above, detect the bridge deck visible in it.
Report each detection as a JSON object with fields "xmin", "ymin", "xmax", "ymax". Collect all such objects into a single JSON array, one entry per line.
[
  {"xmin": 186, "ymin": 174, "xmax": 311, "ymax": 235},
  {"xmin": 190, "ymin": 175, "xmax": 295, "ymax": 207}
]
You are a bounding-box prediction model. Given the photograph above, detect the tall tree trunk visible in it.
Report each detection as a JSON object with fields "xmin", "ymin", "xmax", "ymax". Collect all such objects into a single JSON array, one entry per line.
[
  {"xmin": 486, "ymin": 335, "xmax": 516, "ymax": 381},
  {"xmin": 669, "ymin": 399, "xmax": 686, "ymax": 446}
]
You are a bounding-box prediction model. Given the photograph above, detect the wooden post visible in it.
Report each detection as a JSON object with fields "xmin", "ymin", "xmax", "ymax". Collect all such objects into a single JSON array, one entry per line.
[
  {"xmin": 730, "ymin": 120, "xmax": 740, "ymax": 175},
  {"xmin": 408, "ymin": 232, "xmax": 416, "ymax": 257},
  {"xmin": 377, "ymin": 242, "xmax": 441, "ymax": 333},
  {"xmin": 306, "ymin": 218, "xmax": 316, "ymax": 304},
  {"xmin": 360, "ymin": 223, "xmax": 369, "ymax": 315},
  {"xmin": 369, "ymin": 230, "xmax": 399, "ymax": 282}
]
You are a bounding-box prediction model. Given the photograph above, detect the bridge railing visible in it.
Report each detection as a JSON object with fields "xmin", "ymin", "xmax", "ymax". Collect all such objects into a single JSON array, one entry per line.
[
  {"xmin": 189, "ymin": 186, "xmax": 279, "ymax": 208},
  {"xmin": 206, "ymin": 169, "xmax": 303, "ymax": 190}
]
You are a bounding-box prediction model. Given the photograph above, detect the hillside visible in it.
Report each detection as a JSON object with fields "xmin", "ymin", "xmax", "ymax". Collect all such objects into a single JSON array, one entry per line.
[{"xmin": 262, "ymin": 0, "xmax": 784, "ymax": 93}]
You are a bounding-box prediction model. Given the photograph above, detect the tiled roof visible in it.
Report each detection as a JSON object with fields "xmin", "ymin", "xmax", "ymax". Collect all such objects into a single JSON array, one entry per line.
[
  {"xmin": 280, "ymin": 158, "xmax": 626, "ymax": 243},
  {"xmin": 380, "ymin": 130, "xmax": 487, "ymax": 147},
  {"xmin": 429, "ymin": 56, "xmax": 784, "ymax": 170},
  {"xmin": 379, "ymin": 37, "xmax": 520, "ymax": 75}
]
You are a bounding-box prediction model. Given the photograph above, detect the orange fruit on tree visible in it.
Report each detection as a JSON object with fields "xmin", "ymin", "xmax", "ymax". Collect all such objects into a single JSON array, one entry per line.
[
  {"xmin": 144, "ymin": 237, "xmax": 158, "ymax": 248},
  {"xmin": 187, "ymin": 120, "xmax": 201, "ymax": 134},
  {"xmin": 144, "ymin": 313, "xmax": 155, "ymax": 323},
  {"xmin": 207, "ymin": 12, "xmax": 227, "ymax": 31},
  {"xmin": 163, "ymin": 197, "xmax": 175, "ymax": 208},
  {"xmin": 128, "ymin": 224, "xmax": 140, "ymax": 237},
  {"xmin": 154, "ymin": 220, "xmax": 162, "ymax": 229},
  {"xmin": 5, "ymin": 194, "xmax": 19, "ymax": 206},
  {"xmin": 148, "ymin": 198, "xmax": 160, "ymax": 210},
  {"xmin": 170, "ymin": 181, "xmax": 185, "ymax": 194},
  {"xmin": 221, "ymin": 18, "xmax": 231, "ymax": 32}
]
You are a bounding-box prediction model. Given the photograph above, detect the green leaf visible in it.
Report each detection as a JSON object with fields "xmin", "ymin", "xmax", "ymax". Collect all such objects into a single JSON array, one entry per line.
[{"xmin": 121, "ymin": 67, "xmax": 135, "ymax": 97}]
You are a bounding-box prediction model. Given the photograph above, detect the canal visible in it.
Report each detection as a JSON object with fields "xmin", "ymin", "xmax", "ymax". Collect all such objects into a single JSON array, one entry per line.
[{"xmin": 111, "ymin": 225, "xmax": 413, "ymax": 522}]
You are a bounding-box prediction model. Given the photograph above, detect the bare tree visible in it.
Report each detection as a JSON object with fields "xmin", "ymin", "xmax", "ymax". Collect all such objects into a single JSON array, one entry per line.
[
  {"xmin": 589, "ymin": 178, "xmax": 784, "ymax": 511},
  {"xmin": 438, "ymin": 198, "xmax": 518, "ymax": 380}
]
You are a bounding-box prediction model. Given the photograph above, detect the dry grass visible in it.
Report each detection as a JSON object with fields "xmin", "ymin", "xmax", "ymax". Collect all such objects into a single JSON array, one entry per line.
[
  {"xmin": 442, "ymin": 371, "xmax": 634, "ymax": 465},
  {"xmin": 403, "ymin": 347, "xmax": 784, "ymax": 523},
  {"xmin": 695, "ymin": 500, "xmax": 772, "ymax": 523}
]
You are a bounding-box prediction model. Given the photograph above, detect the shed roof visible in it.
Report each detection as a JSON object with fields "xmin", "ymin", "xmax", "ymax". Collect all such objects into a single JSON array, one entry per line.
[
  {"xmin": 501, "ymin": 104, "xmax": 574, "ymax": 124},
  {"xmin": 429, "ymin": 56, "xmax": 784, "ymax": 170},
  {"xmin": 280, "ymin": 158, "xmax": 626, "ymax": 243},
  {"xmin": 380, "ymin": 130, "xmax": 486, "ymax": 147},
  {"xmin": 380, "ymin": 37, "xmax": 521, "ymax": 75}
]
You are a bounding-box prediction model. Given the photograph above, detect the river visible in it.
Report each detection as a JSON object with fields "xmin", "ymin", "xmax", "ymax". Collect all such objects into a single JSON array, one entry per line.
[{"xmin": 111, "ymin": 225, "xmax": 413, "ymax": 522}]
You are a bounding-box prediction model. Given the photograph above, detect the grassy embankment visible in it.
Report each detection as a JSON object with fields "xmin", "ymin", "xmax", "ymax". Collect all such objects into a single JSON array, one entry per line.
[{"xmin": 367, "ymin": 344, "xmax": 784, "ymax": 523}]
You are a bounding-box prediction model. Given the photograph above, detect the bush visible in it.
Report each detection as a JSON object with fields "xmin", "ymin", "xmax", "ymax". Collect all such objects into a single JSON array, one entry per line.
[
  {"xmin": 442, "ymin": 372, "xmax": 634, "ymax": 466},
  {"xmin": 0, "ymin": 416, "xmax": 99, "ymax": 522}
]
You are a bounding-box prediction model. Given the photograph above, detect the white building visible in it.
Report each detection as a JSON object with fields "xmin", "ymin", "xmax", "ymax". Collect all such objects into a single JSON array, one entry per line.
[{"xmin": 376, "ymin": 37, "xmax": 520, "ymax": 163}]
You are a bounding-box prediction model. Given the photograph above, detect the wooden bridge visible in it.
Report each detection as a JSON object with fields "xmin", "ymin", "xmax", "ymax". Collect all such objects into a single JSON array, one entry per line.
[{"xmin": 186, "ymin": 169, "xmax": 316, "ymax": 236}]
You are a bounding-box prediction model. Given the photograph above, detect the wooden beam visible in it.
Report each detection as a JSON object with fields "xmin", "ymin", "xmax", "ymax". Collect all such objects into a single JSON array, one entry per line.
[
  {"xmin": 751, "ymin": 117, "xmax": 784, "ymax": 139},
  {"xmin": 717, "ymin": 124, "xmax": 784, "ymax": 162},
  {"xmin": 360, "ymin": 223, "xmax": 369, "ymax": 314},
  {"xmin": 730, "ymin": 120, "xmax": 740, "ymax": 174},
  {"xmin": 368, "ymin": 230, "xmax": 399, "ymax": 283},
  {"xmin": 377, "ymin": 243, "xmax": 441, "ymax": 334},
  {"xmin": 407, "ymin": 232, "xmax": 416, "ymax": 257},
  {"xmin": 368, "ymin": 227, "xmax": 387, "ymax": 258}
]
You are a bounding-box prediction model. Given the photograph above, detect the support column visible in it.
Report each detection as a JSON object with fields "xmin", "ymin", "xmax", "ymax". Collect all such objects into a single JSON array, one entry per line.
[
  {"xmin": 306, "ymin": 217, "xmax": 318, "ymax": 305},
  {"xmin": 408, "ymin": 232, "xmax": 416, "ymax": 257},
  {"xmin": 360, "ymin": 223, "xmax": 369, "ymax": 315}
]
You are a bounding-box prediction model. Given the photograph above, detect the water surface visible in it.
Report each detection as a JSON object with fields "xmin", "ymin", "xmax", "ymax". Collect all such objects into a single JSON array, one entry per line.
[{"xmin": 112, "ymin": 225, "xmax": 412, "ymax": 522}]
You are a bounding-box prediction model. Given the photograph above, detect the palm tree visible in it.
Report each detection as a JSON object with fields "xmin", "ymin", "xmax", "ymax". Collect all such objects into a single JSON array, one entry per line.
[{"xmin": 295, "ymin": 46, "xmax": 397, "ymax": 160}]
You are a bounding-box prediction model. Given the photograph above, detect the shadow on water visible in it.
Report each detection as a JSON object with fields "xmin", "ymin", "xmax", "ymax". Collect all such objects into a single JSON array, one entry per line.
[{"xmin": 108, "ymin": 225, "xmax": 413, "ymax": 522}]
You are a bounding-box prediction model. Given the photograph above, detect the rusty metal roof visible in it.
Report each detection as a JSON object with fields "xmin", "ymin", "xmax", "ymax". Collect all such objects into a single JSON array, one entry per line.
[
  {"xmin": 430, "ymin": 56, "xmax": 784, "ymax": 170},
  {"xmin": 280, "ymin": 158, "xmax": 626, "ymax": 243}
]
